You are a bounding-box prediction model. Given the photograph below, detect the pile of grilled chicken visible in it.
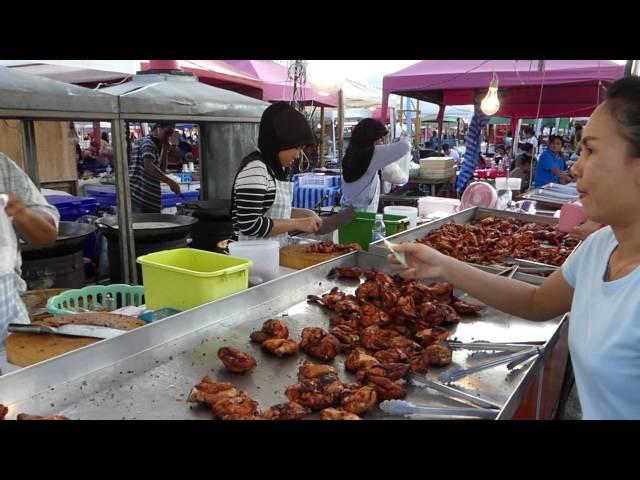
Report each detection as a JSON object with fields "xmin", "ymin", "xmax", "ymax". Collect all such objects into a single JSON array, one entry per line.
[
  {"xmin": 190, "ymin": 267, "xmax": 485, "ymax": 420},
  {"xmin": 305, "ymin": 241, "xmax": 362, "ymax": 254},
  {"xmin": 416, "ymin": 216, "xmax": 579, "ymax": 267}
]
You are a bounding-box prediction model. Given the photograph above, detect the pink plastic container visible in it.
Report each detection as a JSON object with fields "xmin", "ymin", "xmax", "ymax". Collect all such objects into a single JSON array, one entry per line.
[{"xmin": 558, "ymin": 202, "xmax": 586, "ymax": 233}]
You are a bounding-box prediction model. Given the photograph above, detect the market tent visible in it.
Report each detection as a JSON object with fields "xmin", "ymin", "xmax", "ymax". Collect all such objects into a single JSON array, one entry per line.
[
  {"xmin": 341, "ymin": 78, "xmax": 396, "ymax": 109},
  {"xmin": 101, "ymin": 72, "xmax": 268, "ymax": 121},
  {"xmin": 0, "ymin": 65, "xmax": 137, "ymax": 282},
  {"xmin": 223, "ymin": 60, "xmax": 337, "ymax": 108},
  {"xmin": 140, "ymin": 60, "xmax": 264, "ymax": 99},
  {"xmin": 381, "ymin": 60, "xmax": 624, "ymax": 120},
  {"xmin": 0, "ymin": 60, "xmax": 139, "ymax": 87},
  {"xmin": 0, "ymin": 65, "xmax": 119, "ymax": 117}
]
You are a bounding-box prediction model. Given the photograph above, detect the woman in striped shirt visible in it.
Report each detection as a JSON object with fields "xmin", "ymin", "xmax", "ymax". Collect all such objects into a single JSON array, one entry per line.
[{"xmin": 231, "ymin": 102, "xmax": 321, "ymax": 245}]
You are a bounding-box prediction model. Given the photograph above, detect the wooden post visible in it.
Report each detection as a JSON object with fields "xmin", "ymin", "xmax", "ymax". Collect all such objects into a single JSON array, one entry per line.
[
  {"xmin": 338, "ymin": 89, "xmax": 345, "ymax": 159},
  {"xmin": 319, "ymin": 106, "xmax": 325, "ymax": 167},
  {"xmin": 21, "ymin": 120, "xmax": 39, "ymax": 186}
]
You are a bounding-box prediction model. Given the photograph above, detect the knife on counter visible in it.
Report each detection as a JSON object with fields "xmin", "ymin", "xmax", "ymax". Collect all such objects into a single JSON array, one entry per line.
[
  {"xmin": 290, "ymin": 206, "xmax": 356, "ymax": 237},
  {"xmin": 8, "ymin": 323, "xmax": 127, "ymax": 339}
]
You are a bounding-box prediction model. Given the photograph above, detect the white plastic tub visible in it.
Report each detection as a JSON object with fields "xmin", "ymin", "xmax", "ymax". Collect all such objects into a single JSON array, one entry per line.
[
  {"xmin": 228, "ymin": 240, "xmax": 280, "ymax": 282},
  {"xmin": 384, "ymin": 206, "xmax": 418, "ymax": 228}
]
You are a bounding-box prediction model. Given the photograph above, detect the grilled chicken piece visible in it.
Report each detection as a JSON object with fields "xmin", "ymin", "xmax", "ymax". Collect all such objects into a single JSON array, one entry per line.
[
  {"xmin": 261, "ymin": 402, "xmax": 311, "ymax": 420},
  {"xmin": 299, "ymin": 327, "xmax": 341, "ymax": 361},
  {"xmin": 334, "ymin": 266, "xmax": 363, "ymax": 279},
  {"xmin": 217, "ymin": 347, "xmax": 257, "ymax": 374},
  {"xmin": 298, "ymin": 361, "xmax": 338, "ymax": 381},
  {"xmin": 359, "ymin": 303, "xmax": 391, "ymax": 328},
  {"xmin": 360, "ymin": 326, "xmax": 401, "ymax": 350},
  {"xmin": 426, "ymin": 342, "xmax": 453, "ymax": 367},
  {"xmin": 407, "ymin": 350, "xmax": 430, "ymax": 374},
  {"xmin": 365, "ymin": 375, "xmax": 407, "ymax": 401},
  {"xmin": 345, "ymin": 348, "xmax": 379, "ymax": 372},
  {"xmin": 0, "ymin": 404, "xmax": 7, "ymax": 420},
  {"xmin": 330, "ymin": 325, "xmax": 360, "ymax": 351},
  {"xmin": 415, "ymin": 326, "xmax": 450, "ymax": 346},
  {"xmin": 356, "ymin": 281, "xmax": 382, "ymax": 302},
  {"xmin": 357, "ymin": 362, "xmax": 410, "ymax": 383},
  {"xmin": 261, "ymin": 338, "xmax": 299, "ymax": 357},
  {"xmin": 250, "ymin": 319, "xmax": 289, "ymax": 344},
  {"xmin": 285, "ymin": 381, "xmax": 340, "ymax": 411},
  {"xmin": 451, "ymin": 300, "xmax": 485, "ymax": 314},
  {"xmin": 339, "ymin": 386, "xmax": 377, "ymax": 415},
  {"xmin": 374, "ymin": 348, "xmax": 409, "ymax": 364},
  {"xmin": 320, "ymin": 408, "xmax": 361, "ymax": 420},
  {"xmin": 212, "ymin": 392, "xmax": 260, "ymax": 420},
  {"xmin": 187, "ymin": 377, "xmax": 238, "ymax": 405},
  {"xmin": 16, "ymin": 414, "xmax": 69, "ymax": 420}
]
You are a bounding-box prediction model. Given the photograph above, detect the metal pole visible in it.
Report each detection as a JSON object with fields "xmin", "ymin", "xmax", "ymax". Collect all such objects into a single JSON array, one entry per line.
[
  {"xmin": 319, "ymin": 106, "xmax": 325, "ymax": 167},
  {"xmin": 338, "ymin": 89, "xmax": 345, "ymax": 159},
  {"xmin": 625, "ymin": 60, "xmax": 635, "ymax": 77},
  {"xmin": 111, "ymin": 117, "xmax": 137, "ymax": 285},
  {"xmin": 415, "ymin": 100, "xmax": 421, "ymax": 146},
  {"xmin": 399, "ymin": 96, "xmax": 404, "ymax": 136},
  {"xmin": 390, "ymin": 107, "xmax": 396, "ymax": 139},
  {"xmin": 21, "ymin": 119, "xmax": 40, "ymax": 186},
  {"xmin": 332, "ymin": 116, "xmax": 336, "ymax": 161}
]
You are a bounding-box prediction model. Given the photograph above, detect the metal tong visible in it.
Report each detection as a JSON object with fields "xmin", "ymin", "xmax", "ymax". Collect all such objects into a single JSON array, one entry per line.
[
  {"xmin": 448, "ymin": 340, "xmax": 540, "ymax": 353},
  {"xmin": 439, "ymin": 346, "xmax": 543, "ymax": 384},
  {"xmin": 453, "ymin": 265, "xmax": 518, "ymax": 299},
  {"xmin": 379, "ymin": 400, "xmax": 498, "ymax": 419},
  {"xmin": 408, "ymin": 374, "xmax": 502, "ymax": 410},
  {"xmin": 501, "ymin": 256, "xmax": 558, "ymax": 272}
]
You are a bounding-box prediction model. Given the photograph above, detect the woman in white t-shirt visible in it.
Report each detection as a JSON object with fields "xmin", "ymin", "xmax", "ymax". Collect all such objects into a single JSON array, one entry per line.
[{"xmin": 388, "ymin": 76, "xmax": 640, "ymax": 420}]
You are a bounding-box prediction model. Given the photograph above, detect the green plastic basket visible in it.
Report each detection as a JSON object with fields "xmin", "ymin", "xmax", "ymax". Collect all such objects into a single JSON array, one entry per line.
[{"xmin": 46, "ymin": 284, "xmax": 145, "ymax": 316}]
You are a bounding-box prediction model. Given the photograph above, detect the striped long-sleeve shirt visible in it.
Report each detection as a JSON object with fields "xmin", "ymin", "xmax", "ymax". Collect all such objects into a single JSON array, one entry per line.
[{"xmin": 231, "ymin": 160, "xmax": 277, "ymax": 240}]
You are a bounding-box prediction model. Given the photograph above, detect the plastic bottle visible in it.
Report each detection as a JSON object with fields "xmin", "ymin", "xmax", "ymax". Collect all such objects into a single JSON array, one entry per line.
[{"xmin": 372, "ymin": 214, "xmax": 386, "ymax": 242}]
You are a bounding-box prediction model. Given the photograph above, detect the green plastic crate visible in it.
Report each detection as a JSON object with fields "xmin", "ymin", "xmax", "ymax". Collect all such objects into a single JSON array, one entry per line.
[{"xmin": 338, "ymin": 212, "xmax": 410, "ymax": 250}]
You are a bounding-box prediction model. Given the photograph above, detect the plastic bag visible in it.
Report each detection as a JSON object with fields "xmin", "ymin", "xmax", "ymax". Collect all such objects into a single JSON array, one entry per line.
[
  {"xmin": 381, "ymin": 150, "xmax": 411, "ymax": 185},
  {"xmin": 0, "ymin": 194, "xmax": 17, "ymax": 277}
]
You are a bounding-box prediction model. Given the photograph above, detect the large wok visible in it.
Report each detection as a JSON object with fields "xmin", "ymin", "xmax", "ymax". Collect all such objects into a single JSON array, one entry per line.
[
  {"xmin": 20, "ymin": 222, "xmax": 97, "ymax": 259},
  {"xmin": 181, "ymin": 200, "xmax": 231, "ymax": 220},
  {"xmin": 95, "ymin": 214, "xmax": 198, "ymax": 242}
]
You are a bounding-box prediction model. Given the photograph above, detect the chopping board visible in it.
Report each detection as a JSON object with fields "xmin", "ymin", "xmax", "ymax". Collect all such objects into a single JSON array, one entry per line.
[
  {"xmin": 5, "ymin": 313, "xmax": 146, "ymax": 367},
  {"xmin": 20, "ymin": 289, "xmax": 67, "ymax": 322},
  {"xmin": 280, "ymin": 244, "xmax": 350, "ymax": 270}
]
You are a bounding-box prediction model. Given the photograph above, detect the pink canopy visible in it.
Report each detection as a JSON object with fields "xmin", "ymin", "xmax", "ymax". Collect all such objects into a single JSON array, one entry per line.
[
  {"xmin": 223, "ymin": 60, "xmax": 337, "ymax": 108},
  {"xmin": 140, "ymin": 60, "xmax": 264, "ymax": 98},
  {"xmin": 381, "ymin": 60, "xmax": 624, "ymax": 122}
]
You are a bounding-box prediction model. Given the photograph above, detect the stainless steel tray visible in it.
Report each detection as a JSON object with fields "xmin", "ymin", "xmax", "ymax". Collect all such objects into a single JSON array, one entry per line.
[
  {"xmin": 369, "ymin": 207, "xmax": 578, "ymax": 284},
  {"xmin": 0, "ymin": 251, "xmax": 564, "ymax": 420}
]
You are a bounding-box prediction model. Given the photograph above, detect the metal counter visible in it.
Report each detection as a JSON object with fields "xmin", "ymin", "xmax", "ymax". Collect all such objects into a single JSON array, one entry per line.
[{"xmin": 0, "ymin": 252, "xmax": 564, "ymax": 420}]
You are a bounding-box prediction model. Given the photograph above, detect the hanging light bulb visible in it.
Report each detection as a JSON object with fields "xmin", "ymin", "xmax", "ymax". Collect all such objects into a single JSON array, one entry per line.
[{"xmin": 481, "ymin": 72, "xmax": 500, "ymax": 116}]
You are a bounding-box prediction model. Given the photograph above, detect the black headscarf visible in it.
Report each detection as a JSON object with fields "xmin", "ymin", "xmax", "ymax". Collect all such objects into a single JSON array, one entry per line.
[
  {"xmin": 342, "ymin": 118, "xmax": 388, "ymax": 183},
  {"xmin": 249, "ymin": 102, "xmax": 316, "ymax": 181}
]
